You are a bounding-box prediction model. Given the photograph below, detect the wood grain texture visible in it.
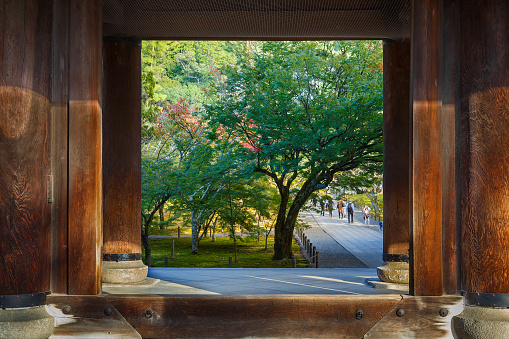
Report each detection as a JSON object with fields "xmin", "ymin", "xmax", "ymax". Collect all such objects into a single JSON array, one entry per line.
[
  {"xmin": 0, "ymin": 0, "xmax": 52, "ymax": 295},
  {"xmin": 50, "ymin": 0, "xmax": 70, "ymax": 294},
  {"xmin": 410, "ymin": 0, "xmax": 444, "ymax": 296},
  {"xmin": 441, "ymin": 0, "xmax": 461, "ymax": 295},
  {"xmin": 383, "ymin": 39, "xmax": 410, "ymax": 258},
  {"xmin": 108, "ymin": 295, "xmax": 401, "ymax": 338},
  {"xmin": 102, "ymin": 39, "xmax": 142, "ymax": 256},
  {"xmin": 67, "ymin": 0, "xmax": 103, "ymax": 295},
  {"xmin": 365, "ymin": 295, "xmax": 463, "ymax": 338},
  {"xmin": 47, "ymin": 295, "xmax": 140, "ymax": 338},
  {"xmin": 460, "ymin": 0, "xmax": 509, "ymax": 294}
]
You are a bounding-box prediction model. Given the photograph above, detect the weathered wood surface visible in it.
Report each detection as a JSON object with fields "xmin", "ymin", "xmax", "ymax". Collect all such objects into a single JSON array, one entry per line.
[
  {"xmin": 0, "ymin": 0, "xmax": 52, "ymax": 295},
  {"xmin": 50, "ymin": 0, "xmax": 70, "ymax": 295},
  {"xmin": 108, "ymin": 295, "xmax": 401, "ymax": 338},
  {"xmin": 459, "ymin": 0, "xmax": 509, "ymax": 294},
  {"xmin": 365, "ymin": 296, "xmax": 463, "ymax": 338},
  {"xmin": 46, "ymin": 295, "xmax": 466, "ymax": 338},
  {"xmin": 67, "ymin": 0, "xmax": 103, "ymax": 295},
  {"xmin": 47, "ymin": 295, "xmax": 140, "ymax": 338},
  {"xmin": 382, "ymin": 39, "xmax": 410, "ymax": 259},
  {"xmin": 441, "ymin": 0, "xmax": 461, "ymax": 296},
  {"xmin": 410, "ymin": 0, "xmax": 443, "ymax": 296},
  {"xmin": 102, "ymin": 39, "xmax": 142, "ymax": 256}
]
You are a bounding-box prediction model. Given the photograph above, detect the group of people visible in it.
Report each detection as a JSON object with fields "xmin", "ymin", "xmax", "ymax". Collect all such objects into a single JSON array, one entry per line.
[{"xmin": 320, "ymin": 198, "xmax": 372, "ymax": 227}]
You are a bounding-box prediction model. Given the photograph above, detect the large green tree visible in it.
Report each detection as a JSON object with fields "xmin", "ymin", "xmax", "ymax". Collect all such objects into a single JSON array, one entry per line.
[{"xmin": 208, "ymin": 41, "xmax": 383, "ymax": 259}]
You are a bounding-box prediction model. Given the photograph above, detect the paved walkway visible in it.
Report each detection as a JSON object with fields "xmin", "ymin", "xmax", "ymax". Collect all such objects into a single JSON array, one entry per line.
[
  {"xmin": 302, "ymin": 210, "xmax": 384, "ymax": 268},
  {"xmin": 103, "ymin": 267, "xmax": 398, "ymax": 296}
]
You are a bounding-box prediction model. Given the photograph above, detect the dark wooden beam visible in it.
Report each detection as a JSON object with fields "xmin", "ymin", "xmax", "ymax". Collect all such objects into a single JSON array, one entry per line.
[
  {"xmin": 410, "ymin": 0, "xmax": 444, "ymax": 296},
  {"xmin": 103, "ymin": 0, "xmax": 411, "ymax": 40},
  {"xmin": 0, "ymin": 0, "xmax": 52, "ymax": 297},
  {"xmin": 108, "ymin": 295, "xmax": 401, "ymax": 338},
  {"xmin": 67, "ymin": 0, "xmax": 103, "ymax": 295},
  {"xmin": 47, "ymin": 294, "xmax": 462, "ymax": 338}
]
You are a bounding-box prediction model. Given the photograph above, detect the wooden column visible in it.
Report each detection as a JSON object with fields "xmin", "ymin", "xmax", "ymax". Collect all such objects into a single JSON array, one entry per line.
[
  {"xmin": 0, "ymin": 2, "xmax": 55, "ymax": 336},
  {"xmin": 459, "ymin": 0, "xmax": 509, "ymax": 301},
  {"xmin": 441, "ymin": 0, "xmax": 461, "ymax": 296},
  {"xmin": 381, "ymin": 39, "xmax": 411, "ymax": 267},
  {"xmin": 0, "ymin": 0, "xmax": 52, "ymax": 302},
  {"xmin": 102, "ymin": 38, "xmax": 146, "ymax": 283},
  {"xmin": 410, "ymin": 0, "xmax": 443, "ymax": 296},
  {"xmin": 67, "ymin": 0, "xmax": 103, "ymax": 295},
  {"xmin": 50, "ymin": 0, "xmax": 70, "ymax": 295},
  {"xmin": 454, "ymin": 1, "xmax": 509, "ymax": 336}
]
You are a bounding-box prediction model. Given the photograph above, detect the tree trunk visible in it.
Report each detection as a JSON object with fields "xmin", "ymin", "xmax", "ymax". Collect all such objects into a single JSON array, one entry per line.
[
  {"xmin": 273, "ymin": 180, "xmax": 318, "ymax": 260},
  {"xmin": 232, "ymin": 227, "xmax": 238, "ymax": 262},
  {"xmin": 191, "ymin": 211, "xmax": 199, "ymax": 254},
  {"xmin": 141, "ymin": 223, "xmax": 151, "ymax": 266},
  {"xmin": 273, "ymin": 186, "xmax": 290, "ymax": 260},
  {"xmin": 365, "ymin": 191, "xmax": 380, "ymax": 221},
  {"xmin": 159, "ymin": 206, "xmax": 165, "ymax": 231}
]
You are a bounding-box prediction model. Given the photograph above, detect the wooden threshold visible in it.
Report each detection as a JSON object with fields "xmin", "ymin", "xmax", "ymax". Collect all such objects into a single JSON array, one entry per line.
[{"xmin": 47, "ymin": 294, "xmax": 463, "ymax": 338}]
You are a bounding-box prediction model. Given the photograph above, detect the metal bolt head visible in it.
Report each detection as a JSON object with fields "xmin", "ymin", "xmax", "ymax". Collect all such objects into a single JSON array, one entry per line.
[
  {"xmin": 439, "ymin": 308, "xmax": 448, "ymax": 317},
  {"xmin": 104, "ymin": 307, "xmax": 113, "ymax": 316},
  {"xmin": 396, "ymin": 308, "xmax": 405, "ymax": 317},
  {"xmin": 62, "ymin": 306, "xmax": 72, "ymax": 314},
  {"xmin": 145, "ymin": 308, "xmax": 153, "ymax": 318},
  {"xmin": 356, "ymin": 309, "xmax": 364, "ymax": 320}
]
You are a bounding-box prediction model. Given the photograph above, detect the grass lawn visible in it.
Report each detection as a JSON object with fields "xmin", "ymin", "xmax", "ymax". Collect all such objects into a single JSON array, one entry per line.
[
  {"xmin": 144, "ymin": 236, "xmax": 309, "ymax": 268},
  {"xmin": 149, "ymin": 225, "xmax": 192, "ymax": 236}
]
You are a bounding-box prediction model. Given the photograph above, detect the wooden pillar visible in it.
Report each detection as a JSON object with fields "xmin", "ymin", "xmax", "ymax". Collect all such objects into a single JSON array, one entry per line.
[
  {"xmin": 378, "ymin": 40, "xmax": 411, "ymax": 284},
  {"xmin": 0, "ymin": 0, "xmax": 54, "ymax": 335},
  {"xmin": 67, "ymin": 0, "xmax": 103, "ymax": 295},
  {"xmin": 459, "ymin": 0, "xmax": 509, "ymax": 303},
  {"xmin": 454, "ymin": 1, "xmax": 509, "ymax": 336},
  {"xmin": 102, "ymin": 38, "xmax": 147, "ymax": 283},
  {"xmin": 410, "ymin": 0, "xmax": 443, "ymax": 296},
  {"xmin": 441, "ymin": 0, "xmax": 461, "ymax": 296}
]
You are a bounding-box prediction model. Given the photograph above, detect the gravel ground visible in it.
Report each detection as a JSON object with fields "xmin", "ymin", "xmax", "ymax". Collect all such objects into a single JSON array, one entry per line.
[{"xmin": 298, "ymin": 213, "xmax": 368, "ymax": 268}]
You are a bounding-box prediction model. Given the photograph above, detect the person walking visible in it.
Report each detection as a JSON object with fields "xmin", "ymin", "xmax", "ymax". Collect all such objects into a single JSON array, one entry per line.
[
  {"xmin": 320, "ymin": 200, "xmax": 325, "ymax": 216},
  {"xmin": 363, "ymin": 204, "xmax": 371, "ymax": 228},
  {"xmin": 327, "ymin": 201, "xmax": 334, "ymax": 217},
  {"xmin": 337, "ymin": 199, "xmax": 344, "ymax": 219},
  {"xmin": 346, "ymin": 199, "xmax": 355, "ymax": 223}
]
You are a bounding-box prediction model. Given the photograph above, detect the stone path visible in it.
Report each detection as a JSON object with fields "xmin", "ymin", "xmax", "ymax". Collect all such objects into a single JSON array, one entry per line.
[{"xmin": 300, "ymin": 210, "xmax": 384, "ymax": 269}]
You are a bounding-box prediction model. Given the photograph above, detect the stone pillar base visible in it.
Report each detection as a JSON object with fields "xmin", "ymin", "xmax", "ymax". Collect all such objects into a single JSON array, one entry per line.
[
  {"xmin": 0, "ymin": 306, "xmax": 54, "ymax": 339},
  {"xmin": 453, "ymin": 306, "xmax": 509, "ymax": 339},
  {"xmin": 377, "ymin": 261, "xmax": 409, "ymax": 284},
  {"xmin": 102, "ymin": 260, "xmax": 148, "ymax": 284}
]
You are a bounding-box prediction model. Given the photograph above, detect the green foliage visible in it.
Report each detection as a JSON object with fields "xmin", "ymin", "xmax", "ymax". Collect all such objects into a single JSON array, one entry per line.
[
  {"xmin": 207, "ymin": 41, "xmax": 383, "ymax": 259},
  {"xmin": 140, "ymin": 40, "xmax": 383, "ymax": 261}
]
